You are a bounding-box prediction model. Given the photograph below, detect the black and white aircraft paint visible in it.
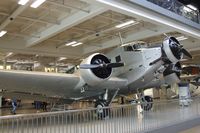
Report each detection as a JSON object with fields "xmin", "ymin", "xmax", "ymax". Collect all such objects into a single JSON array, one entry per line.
[{"xmin": 0, "ymin": 37, "xmax": 192, "ymax": 110}]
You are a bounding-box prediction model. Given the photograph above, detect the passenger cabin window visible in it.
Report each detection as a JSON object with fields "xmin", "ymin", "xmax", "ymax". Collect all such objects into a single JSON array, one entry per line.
[
  {"xmin": 124, "ymin": 46, "xmax": 133, "ymax": 51},
  {"xmin": 115, "ymin": 55, "xmax": 121, "ymax": 62}
]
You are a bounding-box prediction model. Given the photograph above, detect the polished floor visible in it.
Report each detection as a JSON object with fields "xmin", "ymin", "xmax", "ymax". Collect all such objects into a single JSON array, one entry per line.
[
  {"xmin": 179, "ymin": 125, "xmax": 200, "ymax": 133},
  {"xmin": 0, "ymin": 105, "xmax": 49, "ymax": 116}
]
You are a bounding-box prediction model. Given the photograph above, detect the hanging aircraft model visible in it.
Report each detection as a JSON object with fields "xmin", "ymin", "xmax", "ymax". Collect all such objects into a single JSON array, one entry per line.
[{"xmin": 0, "ymin": 37, "xmax": 192, "ymax": 111}]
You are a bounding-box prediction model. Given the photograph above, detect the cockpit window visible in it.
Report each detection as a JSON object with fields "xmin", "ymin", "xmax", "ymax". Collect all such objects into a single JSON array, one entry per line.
[{"xmin": 124, "ymin": 46, "xmax": 133, "ymax": 51}]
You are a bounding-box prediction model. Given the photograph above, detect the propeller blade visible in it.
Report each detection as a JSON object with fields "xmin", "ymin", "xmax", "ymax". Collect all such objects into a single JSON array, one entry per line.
[
  {"xmin": 181, "ymin": 48, "xmax": 192, "ymax": 59},
  {"xmin": 149, "ymin": 57, "xmax": 162, "ymax": 66},
  {"xmin": 80, "ymin": 62, "xmax": 124, "ymax": 69},
  {"xmin": 79, "ymin": 64, "xmax": 101, "ymax": 69},
  {"xmin": 107, "ymin": 63, "xmax": 124, "ymax": 68}
]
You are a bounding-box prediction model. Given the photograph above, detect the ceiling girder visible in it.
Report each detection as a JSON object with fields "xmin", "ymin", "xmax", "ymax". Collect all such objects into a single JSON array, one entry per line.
[
  {"xmin": 46, "ymin": 0, "xmax": 90, "ymax": 13},
  {"xmin": 0, "ymin": 12, "xmax": 59, "ymax": 25},
  {"xmin": 26, "ymin": 5, "xmax": 108, "ymax": 47},
  {"xmin": 0, "ymin": 2, "xmax": 31, "ymax": 31}
]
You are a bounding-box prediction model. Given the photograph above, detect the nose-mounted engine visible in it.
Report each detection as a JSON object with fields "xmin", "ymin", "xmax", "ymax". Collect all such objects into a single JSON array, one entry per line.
[
  {"xmin": 149, "ymin": 37, "xmax": 192, "ymax": 66},
  {"xmin": 161, "ymin": 37, "xmax": 192, "ymax": 64},
  {"xmin": 161, "ymin": 37, "xmax": 192, "ymax": 84},
  {"xmin": 162, "ymin": 37, "xmax": 182, "ymax": 63}
]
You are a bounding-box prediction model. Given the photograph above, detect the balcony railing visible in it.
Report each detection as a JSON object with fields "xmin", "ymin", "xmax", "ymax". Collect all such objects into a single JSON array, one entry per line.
[
  {"xmin": 0, "ymin": 97, "xmax": 200, "ymax": 133},
  {"xmin": 147, "ymin": 0, "xmax": 200, "ymax": 23}
]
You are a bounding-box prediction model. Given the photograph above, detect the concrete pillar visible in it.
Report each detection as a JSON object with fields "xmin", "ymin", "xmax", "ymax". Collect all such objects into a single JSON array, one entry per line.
[
  {"xmin": 3, "ymin": 59, "xmax": 7, "ymax": 69},
  {"xmin": 153, "ymin": 88, "xmax": 160, "ymax": 99},
  {"xmin": 159, "ymin": 87, "xmax": 168, "ymax": 99},
  {"xmin": 0, "ymin": 96, "xmax": 2, "ymax": 108},
  {"xmin": 178, "ymin": 82, "xmax": 191, "ymax": 106}
]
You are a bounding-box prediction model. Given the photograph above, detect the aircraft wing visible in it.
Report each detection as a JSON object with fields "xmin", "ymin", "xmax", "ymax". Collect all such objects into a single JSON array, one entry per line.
[
  {"xmin": 180, "ymin": 75, "xmax": 199, "ymax": 81},
  {"xmin": 190, "ymin": 81, "xmax": 200, "ymax": 86},
  {"xmin": 0, "ymin": 70, "xmax": 80, "ymax": 98},
  {"xmin": 0, "ymin": 70, "xmax": 128, "ymax": 100},
  {"xmin": 97, "ymin": 77, "xmax": 128, "ymax": 89}
]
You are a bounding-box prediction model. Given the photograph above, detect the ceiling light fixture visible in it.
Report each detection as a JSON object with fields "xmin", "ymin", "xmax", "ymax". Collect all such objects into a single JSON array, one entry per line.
[
  {"xmin": 6, "ymin": 52, "xmax": 13, "ymax": 58},
  {"xmin": 58, "ymin": 57, "xmax": 67, "ymax": 61},
  {"xmin": 183, "ymin": 6, "xmax": 192, "ymax": 12},
  {"xmin": 0, "ymin": 30, "xmax": 7, "ymax": 37},
  {"xmin": 71, "ymin": 42, "xmax": 83, "ymax": 47},
  {"xmin": 18, "ymin": 0, "xmax": 29, "ymax": 5},
  {"xmin": 187, "ymin": 4, "xmax": 197, "ymax": 11},
  {"xmin": 31, "ymin": 0, "xmax": 46, "ymax": 8},
  {"xmin": 115, "ymin": 20, "xmax": 137, "ymax": 28},
  {"xmin": 65, "ymin": 41, "xmax": 77, "ymax": 46},
  {"xmin": 176, "ymin": 36, "xmax": 188, "ymax": 41}
]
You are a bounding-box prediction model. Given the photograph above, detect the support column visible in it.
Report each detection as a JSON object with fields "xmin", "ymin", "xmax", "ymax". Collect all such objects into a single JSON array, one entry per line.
[
  {"xmin": 0, "ymin": 96, "xmax": 2, "ymax": 108},
  {"xmin": 3, "ymin": 59, "xmax": 7, "ymax": 69},
  {"xmin": 178, "ymin": 82, "xmax": 191, "ymax": 106},
  {"xmin": 153, "ymin": 88, "xmax": 160, "ymax": 99},
  {"xmin": 159, "ymin": 87, "xmax": 167, "ymax": 99}
]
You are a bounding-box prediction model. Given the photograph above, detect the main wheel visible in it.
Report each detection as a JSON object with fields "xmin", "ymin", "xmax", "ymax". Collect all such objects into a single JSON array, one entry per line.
[
  {"xmin": 141, "ymin": 96, "xmax": 153, "ymax": 111},
  {"xmin": 95, "ymin": 101, "xmax": 109, "ymax": 119}
]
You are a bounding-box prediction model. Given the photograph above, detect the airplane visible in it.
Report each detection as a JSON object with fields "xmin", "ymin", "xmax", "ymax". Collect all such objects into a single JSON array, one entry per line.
[{"xmin": 0, "ymin": 36, "xmax": 192, "ymax": 113}]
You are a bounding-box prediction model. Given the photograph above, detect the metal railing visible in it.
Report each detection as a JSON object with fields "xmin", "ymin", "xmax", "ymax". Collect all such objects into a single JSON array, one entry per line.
[
  {"xmin": 147, "ymin": 0, "xmax": 200, "ymax": 23},
  {"xmin": 0, "ymin": 97, "xmax": 200, "ymax": 133}
]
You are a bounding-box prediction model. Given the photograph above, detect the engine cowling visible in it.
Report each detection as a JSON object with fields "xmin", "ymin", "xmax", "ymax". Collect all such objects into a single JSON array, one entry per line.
[
  {"xmin": 80, "ymin": 53, "xmax": 112, "ymax": 86},
  {"xmin": 163, "ymin": 62, "xmax": 181, "ymax": 84},
  {"xmin": 149, "ymin": 36, "xmax": 191, "ymax": 66},
  {"xmin": 162, "ymin": 37, "xmax": 183, "ymax": 63}
]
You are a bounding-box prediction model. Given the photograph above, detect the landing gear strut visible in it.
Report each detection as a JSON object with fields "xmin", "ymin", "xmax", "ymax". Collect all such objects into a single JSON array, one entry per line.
[
  {"xmin": 95, "ymin": 100, "xmax": 108, "ymax": 119},
  {"xmin": 141, "ymin": 95, "xmax": 153, "ymax": 111},
  {"xmin": 95, "ymin": 89, "xmax": 119, "ymax": 119},
  {"xmin": 137, "ymin": 91, "xmax": 153, "ymax": 111}
]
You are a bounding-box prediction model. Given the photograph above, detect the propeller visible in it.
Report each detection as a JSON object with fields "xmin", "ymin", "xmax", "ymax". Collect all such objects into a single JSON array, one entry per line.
[
  {"xmin": 181, "ymin": 48, "xmax": 192, "ymax": 59},
  {"xmin": 80, "ymin": 54, "xmax": 124, "ymax": 79},
  {"xmin": 107, "ymin": 63, "xmax": 124, "ymax": 68},
  {"xmin": 79, "ymin": 64, "xmax": 101, "ymax": 69},
  {"xmin": 80, "ymin": 62, "xmax": 124, "ymax": 69},
  {"xmin": 168, "ymin": 37, "xmax": 192, "ymax": 59}
]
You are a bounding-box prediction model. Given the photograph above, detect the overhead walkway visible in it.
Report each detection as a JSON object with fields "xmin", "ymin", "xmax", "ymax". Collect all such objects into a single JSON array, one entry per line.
[
  {"xmin": 0, "ymin": 97, "xmax": 200, "ymax": 133},
  {"xmin": 97, "ymin": 0, "xmax": 200, "ymax": 39},
  {"xmin": 135, "ymin": 0, "xmax": 200, "ymax": 25}
]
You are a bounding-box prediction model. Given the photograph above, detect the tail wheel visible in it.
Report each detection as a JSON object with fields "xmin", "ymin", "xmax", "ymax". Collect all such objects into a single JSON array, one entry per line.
[
  {"xmin": 141, "ymin": 96, "xmax": 153, "ymax": 111},
  {"xmin": 95, "ymin": 101, "xmax": 109, "ymax": 119}
]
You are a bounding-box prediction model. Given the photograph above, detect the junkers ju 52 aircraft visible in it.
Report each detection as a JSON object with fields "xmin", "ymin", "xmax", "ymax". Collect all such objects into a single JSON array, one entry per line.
[{"xmin": 0, "ymin": 37, "xmax": 192, "ymax": 111}]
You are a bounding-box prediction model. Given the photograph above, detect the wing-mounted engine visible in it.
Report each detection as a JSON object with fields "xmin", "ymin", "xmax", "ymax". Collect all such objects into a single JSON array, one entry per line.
[
  {"xmin": 80, "ymin": 53, "xmax": 124, "ymax": 86},
  {"xmin": 163, "ymin": 62, "xmax": 181, "ymax": 84}
]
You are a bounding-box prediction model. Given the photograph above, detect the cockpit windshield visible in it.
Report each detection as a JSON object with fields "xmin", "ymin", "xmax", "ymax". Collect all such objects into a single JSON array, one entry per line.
[
  {"xmin": 124, "ymin": 46, "xmax": 134, "ymax": 51},
  {"xmin": 123, "ymin": 43, "xmax": 145, "ymax": 52}
]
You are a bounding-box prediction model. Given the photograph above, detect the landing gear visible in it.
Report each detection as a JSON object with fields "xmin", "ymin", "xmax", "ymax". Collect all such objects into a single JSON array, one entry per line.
[
  {"xmin": 136, "ymin": 90, "xmax": 153, "ymax": 111},
  {"xmin": 95, "ymin": 89, "xmax": 119, "ymax": 119},
  {"xmin": 95, "ymin": 100, "xmax": 109, "ymax": 119},
  {"xmin": 141, "ymin": 95, "xmax": 153, "ymax": 111}
]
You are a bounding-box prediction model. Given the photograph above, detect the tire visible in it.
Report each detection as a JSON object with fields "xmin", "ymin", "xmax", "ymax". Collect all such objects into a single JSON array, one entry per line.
[
  {"xmin": 141, "ymin": 96, "xmax": 153, "ymax": 111},
  {"xmin": 95, "ymin": 101, "xmax": 109, "ymax": 119}
]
